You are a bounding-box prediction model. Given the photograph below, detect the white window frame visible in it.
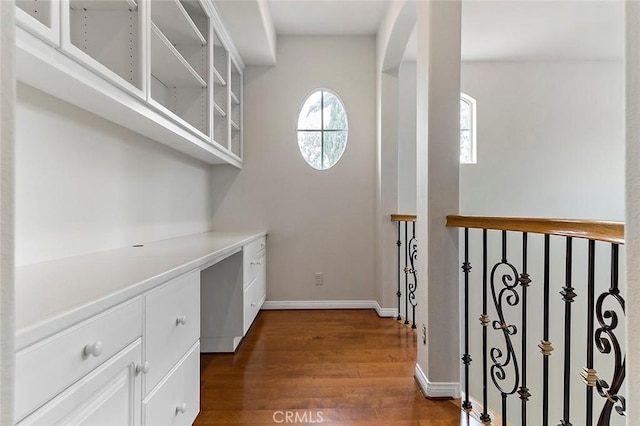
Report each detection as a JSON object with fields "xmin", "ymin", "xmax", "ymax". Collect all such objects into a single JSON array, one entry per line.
[
  {"xmin": 460, "ymin": 92, "xmax": 477, "ymax": 164},
  {"xmin": 296, "ymin": 88, "xmax": 349, "ymax": 171}
]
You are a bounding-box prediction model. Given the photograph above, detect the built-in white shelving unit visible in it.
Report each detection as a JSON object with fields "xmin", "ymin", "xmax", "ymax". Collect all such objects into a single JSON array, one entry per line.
[
  {"xmin": 66, "ymin": 0, "xmax": 143, "ymax": 97},
  {"xmin": 16, "ymin": 0, "xmax": 58, "ymax": 44},
  {"xmin": 230, "ymin": 59, "xmax": 242, "ymax": 157},
  {"xmin": 150, "ymin": 0, "xmax": 210, "ymax": 138},
  {"xmin": 15, "ymin": 0, "xmax": 244, "ymax": 167},
  {"xmin": 212, "ymin": 29, "xmax": 229, "ymax": 149}
]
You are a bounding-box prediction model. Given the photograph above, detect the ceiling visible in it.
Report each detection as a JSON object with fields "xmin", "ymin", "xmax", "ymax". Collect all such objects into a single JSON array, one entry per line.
[
  {"xmin": 268, "ymin": 0, "xmax": 390, "ymax": 35},
  {"xmin": 214, "ymin": 0, "xmax": 625, "ymax": 66}
]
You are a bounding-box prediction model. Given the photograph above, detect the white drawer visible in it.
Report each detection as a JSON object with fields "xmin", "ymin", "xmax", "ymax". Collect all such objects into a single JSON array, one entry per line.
[
  {"xmin": 243, "ymin": 237, "xmax": 266, "ymax": 289},
  {"xmin": 143, "ymin": 341, "xmax": 200, "ymax": 426},
  {"xmin": 243, "ymin": 278, "xmax": 264, "ymax": 335},
  {"xmin": 18, "ymin": 339, "xmax": 142, "ymax": 426},
  {"xmin": 15, "ymin": 297, "xmax": 143, "ymax": 422},
  {"xmin": 144, "ymin": 270, "xmax": 200, "ymax": 395}
]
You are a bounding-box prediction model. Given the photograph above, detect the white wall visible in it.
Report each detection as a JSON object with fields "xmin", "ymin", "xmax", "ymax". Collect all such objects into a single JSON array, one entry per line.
[
  {"xmin": 398, "ymin": 61, "xmax": 416, "ymax": 214},
  {"xmin": 415, "ymin": 0, "xmax": 461, "ymax": 391},
  {"xmin": 379, "ymin": 71, "xmax": 399, "ymax": 310},
  {"xmin": 1, "ymin": 2, "xmax": 15, "ymax": 423},
  {"xmin": 15, "ymin": 84, "xmax": 213, "ymax": 266},
  {"xmin": 461, "ymin": 61, "xmax": 624, "ymax": 220},
  {"xmin": 210, "ymin": 36, "xmax": 376, "ymax": 302},
  {"xmin": 626, "ymin": 1, "xmax": 640, "ymax": 423}
]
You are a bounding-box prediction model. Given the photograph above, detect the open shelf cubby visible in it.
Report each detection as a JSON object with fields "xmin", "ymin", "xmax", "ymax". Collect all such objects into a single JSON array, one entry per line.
[
  {"xmin": 150, "ymin": 22, "xmax": 209, "ymax": 136},
  {"xmin": 69, "ymin": 0, "xmax": 142, "ymax": 89},
  {"xmin": 151, "ymin": 0, "xmax": 208, "ymax": 83}
]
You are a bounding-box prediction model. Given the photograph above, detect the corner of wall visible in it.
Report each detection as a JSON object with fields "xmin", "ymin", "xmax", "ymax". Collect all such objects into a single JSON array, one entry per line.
[{"xmin": 414, "ymin": 363, "xmax": 461, "ymax": 399}]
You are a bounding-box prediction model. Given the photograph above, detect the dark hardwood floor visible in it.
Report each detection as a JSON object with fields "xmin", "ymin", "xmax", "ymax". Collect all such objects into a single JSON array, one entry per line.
[{"xmin": 195, "ymin": 309, "xmax": 482, "ymax": 425}]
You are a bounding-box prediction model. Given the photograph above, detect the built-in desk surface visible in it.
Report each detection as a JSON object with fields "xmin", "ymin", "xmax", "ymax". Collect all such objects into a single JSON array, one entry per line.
[{"xmin": 15, "ymin": 231, "xmax": 266, "ymax": 350}]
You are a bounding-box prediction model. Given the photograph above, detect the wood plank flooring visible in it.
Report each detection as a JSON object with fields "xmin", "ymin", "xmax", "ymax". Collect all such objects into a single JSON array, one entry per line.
[{"xmin": 196, "ymin": 309, "xmax": 482, "ymax": 425}]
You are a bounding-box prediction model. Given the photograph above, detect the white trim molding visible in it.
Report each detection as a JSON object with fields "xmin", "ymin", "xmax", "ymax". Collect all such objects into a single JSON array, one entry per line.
[
  {"xmin": 262, "ymin": 300, "xmax": 398, "ymax": 318},
  {"xmin": 414, "ymin": 363, "xmax": 461, "ymax": 399}
]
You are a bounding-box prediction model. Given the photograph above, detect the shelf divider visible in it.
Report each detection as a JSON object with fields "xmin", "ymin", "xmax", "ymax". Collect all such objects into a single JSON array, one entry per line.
[
  {"xmin": 214, "ymin": 102, "xmax": 227, "ymax": 117},
  {"xmin": 70, "ymin": 0, "xmax": 138, "ymax": 11},
  {"xmin": 151, "ymin": 0, "xmax": 206, "ymax": 46},
  {"xmin": 151, "ymin": 23, "xmax": 207, "ymax": 88}
]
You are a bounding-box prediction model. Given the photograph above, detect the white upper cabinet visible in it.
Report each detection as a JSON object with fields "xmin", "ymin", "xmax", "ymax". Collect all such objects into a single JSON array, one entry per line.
[
  {"xmin": 62, "ymin": 0, "xmax": 144, "ymax": 98},
  {"xmin": 14, "ymin": 0, "xmax": 244, "ymax": 167},
  {"xmin": 229, "ymin": 58, "xmax": 242, "ymax": 158},
  {"xmin": 16, "ymin": 0, "xmax": 60, "ymax": 46},
  {"xmin": 212, "ymin": 29, "xmax": 228, "ymax": 150},
  {"xmin": 149, "ymin": 0, "xmax": 210, "ymax": 139}
]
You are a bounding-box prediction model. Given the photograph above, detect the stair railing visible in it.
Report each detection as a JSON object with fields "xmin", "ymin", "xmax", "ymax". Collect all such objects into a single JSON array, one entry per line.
[
  {"xmin": 447, "ymin": 215, "xmax": 625, "ymax": 426},
  {"xmin": 391, "ymin": 214, "xmax": 418, "ymax": 329}
]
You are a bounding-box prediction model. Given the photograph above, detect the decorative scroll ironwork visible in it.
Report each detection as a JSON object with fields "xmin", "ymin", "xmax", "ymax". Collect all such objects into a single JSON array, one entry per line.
[
  {"xmin": 393, "ymin": 218, "xmax": 418, "ymax": 330},
  {"xmin": 454, "ymin": 224, "xmax": 626, "ymax": 426},
  {"xmin": 489, "ymin": 257, "xmax": 521, "ymax": 407},
  {"xmin": 407, "ymin": 226, "xmax": 418, "ymax": 329},
  {"xmin": 595, "ymin": 244, "xmax": 626, "ymax": 423}
]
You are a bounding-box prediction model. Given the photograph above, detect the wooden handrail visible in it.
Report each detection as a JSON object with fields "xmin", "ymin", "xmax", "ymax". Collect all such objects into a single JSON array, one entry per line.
[
  {"xmin": 446, "ymin": 215, "xmax": 624, "ymax": 245},
  {"xmin": 390, "ymin": 214, "xmax": 417, "ymax": 222}
]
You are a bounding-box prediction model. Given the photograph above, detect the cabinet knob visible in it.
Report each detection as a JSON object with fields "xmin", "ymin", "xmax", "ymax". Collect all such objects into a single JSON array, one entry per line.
[
  {"xmin": 136, "ymin": 361, "xmax": 151, "ymax": 375},
  {"xmin": 257, "ymin": 261, "xmax": 262, "ymax": 265},
  {"xmin": 176, "ymin": 315, "xmax": 188, "ymax": 326},
  {"xmin": 260, "ymin": 243, "xmax": 265, "ymax": 248},
  {"xmin": 83, "ymin": 341, "xmax": 104, "ymax": 358},
  {"xmin": 251, "ymin": 303, "xmax": 256, "ymax": 308},
  {"xmin": 176, "ymin": 402, "xmax": 187, "ymax": 414},
  {"xmin": 250, "ymin": 261, "xmax": 256, "ymax": 265}
]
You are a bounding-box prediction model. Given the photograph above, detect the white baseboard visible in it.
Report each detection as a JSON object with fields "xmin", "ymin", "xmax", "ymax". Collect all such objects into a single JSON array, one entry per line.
[
  {"xmin": 373, "ymin": 303, "xmax": 398, "ymax": 318},
  {"xmin": 262, "ymin": 300, "xmax": 398, "ymax": 318},
  {"xmin": 414, "ymin": 363, "xmax": 461, "ymax": 398}
]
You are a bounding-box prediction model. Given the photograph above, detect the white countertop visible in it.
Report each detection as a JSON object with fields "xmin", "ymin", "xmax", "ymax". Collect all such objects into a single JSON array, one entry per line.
[{"xmin": 15, "ymin": 231, "xmax": 266, "ymax": 350}]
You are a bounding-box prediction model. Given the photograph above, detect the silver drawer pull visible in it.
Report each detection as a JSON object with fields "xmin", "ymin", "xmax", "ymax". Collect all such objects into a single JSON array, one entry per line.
[
  {"xmin": 176, "ymin": 402, "xmax": 187, "ymax": 414},
  {"xmin": 176, "ymin": 315, "xmax": 188, "ymax": 326},
  {"xmin": 83, "ymin": 341, "xmax": 104, "ymax": 358},
  {"xmin": 250, "ymin": 261, "xmax": 256, "ymax": 265},
  {"xmin": 136, "ymin": 361, "xmax": 151, "ymax": 374}
]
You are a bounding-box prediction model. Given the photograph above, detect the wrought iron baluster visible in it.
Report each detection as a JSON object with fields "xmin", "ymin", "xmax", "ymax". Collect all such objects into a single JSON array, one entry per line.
[
  {"xmin": 560, "ymin": 237, "xmax": 576, "ymax": 426},
  {"xmin": 396, "ymin": 221, "xmax": 402, "ymax": 321},
  {"xmin": 408, "ymin": 222, "xmax": 418, "ymax": 329},
  {"xmin": 540, "ymin": 234, "xmax": 552, "ymax": 426},
  {"xmin": 480, "ymin": 229, "xmax": 491, "ymax": 422},
  {"xmin": 583, "ymin": 240, "xmax": 596, "ymax": 426},
  {"xmin": 595, "ymin": 243, "xmax": 626, "ymax": 424},
  {"xmin": 404, "ymin": 221, "xmax": 409, "ymax": 325},
  {"xmin": 518, "ymin": 232, "xmax": 531, "ymax": 426},
  {"xmin": 462, "ymin": 227, "xmax": 472, "ymax": 410}
]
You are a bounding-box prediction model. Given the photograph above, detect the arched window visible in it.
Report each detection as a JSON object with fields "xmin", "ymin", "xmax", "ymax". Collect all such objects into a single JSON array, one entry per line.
[
  {"xmin": 297, "ymin": 89, "xmax": 348, "ymax": 170},
  {"xmin": 460, "ymin": 93, "xmax": 477, "ymax": 164}
]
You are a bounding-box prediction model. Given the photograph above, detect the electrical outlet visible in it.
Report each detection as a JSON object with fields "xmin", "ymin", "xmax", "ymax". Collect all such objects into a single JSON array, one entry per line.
[
  {"xmin": 422, "ymin": 324, "xmax": 427, "ymax": 345},
  {"xmin": 315, "ymin": 272, "xmax": 323, "ymax": 286}
]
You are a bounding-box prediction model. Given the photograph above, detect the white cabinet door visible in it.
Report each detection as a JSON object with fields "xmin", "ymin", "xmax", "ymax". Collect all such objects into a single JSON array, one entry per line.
[
  {"xmin": 144, "ymin": 269, "xmax": 200, "ymax": 395},
  {"xmin": 143, "ymin": 342, "xmax": 200, "ymax": 426},
  {"xmin": 60, "ymin": 0, "xmax": 145, "ymax": 99},
  {"xmin": 243, "ymin": 236, "xmax": 265, "ymax": 289},
  {"xmin": 16, "ymin": 0, "xmax": 60, "ymax": 46},
  {"xmin": 18, "ymin": 339, "xmax": 143, "ymax": 426}
]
